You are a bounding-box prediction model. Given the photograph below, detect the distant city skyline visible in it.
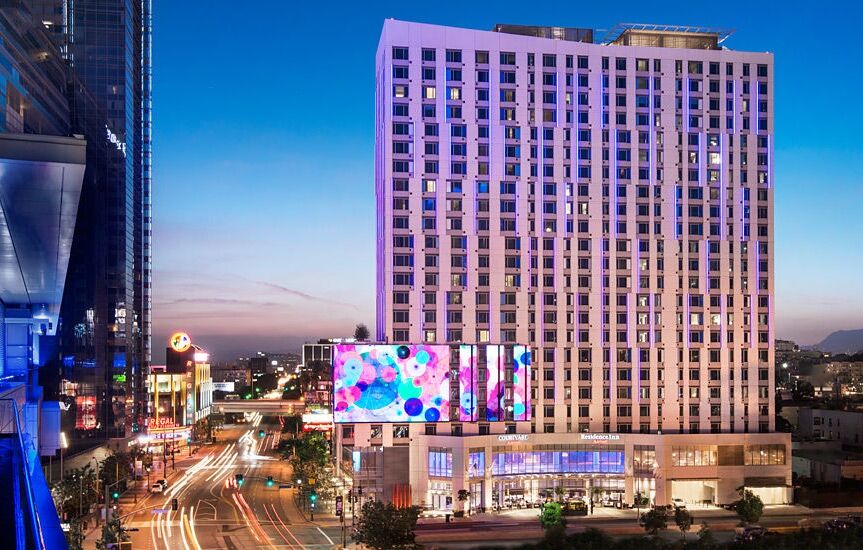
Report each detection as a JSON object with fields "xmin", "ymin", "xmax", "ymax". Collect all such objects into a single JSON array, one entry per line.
[{"xmin": 152, "ymin": 1, "xmax": 863, "ymax": 362}]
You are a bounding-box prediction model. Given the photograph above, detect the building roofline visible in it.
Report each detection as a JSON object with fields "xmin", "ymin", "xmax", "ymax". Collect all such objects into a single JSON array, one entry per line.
[{"xmin": 602, "ymin": 22, "xmax": 735, "ymax": 45}]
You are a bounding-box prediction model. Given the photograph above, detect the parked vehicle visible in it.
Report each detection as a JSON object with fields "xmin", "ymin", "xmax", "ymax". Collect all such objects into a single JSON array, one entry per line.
[
  {"xmin": 721, "ymin": 500, "xmax": 741, "ymax": 511},
  {"xmin": 839, "ymin": 515, "xmax": 863, "ymax": 525},
  {"xmin": 798, "ymin": 518, "xmax": 825, "ymax": 529},
  {"xmin": 824, "ymin": 518, "xmax": 859, "ymax": 533},
  {"xmin": 563, "ymin": 501, "xmax": 588, "ymax": 516},
  {"xmin": 734, "ymin": 525, "xmax": 767, "ymax": 542},
  {"xmin": 671, "ymin": 498, "xmax": 686, "ymax": 509},
  {"xmin": 156, "ymin": 479, "xmax": 168, "ymax": 489},
  {"xmin": 150, "ymin": 483, "xmax": 164, "ymax": 494}
]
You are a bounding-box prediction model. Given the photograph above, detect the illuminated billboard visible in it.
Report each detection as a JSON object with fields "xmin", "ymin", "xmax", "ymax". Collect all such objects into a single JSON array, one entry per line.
[
  {"xmin": 458, "ymin": 345, "xmax": 478, "ymax": 422},
  {"xmin": 75, "ymin": 396, "xmax": 97, "ymax": 430},
  {"xmin": 486, "ymin": 345, "xmax": 503, "ymax": 421},
  {"xmin": 333, "ymin": 344, "xmax": 531, "ymax": 424},
  {"xmin": 333, "ymin": 345, "xmax": 451, "ymax": 423},
  {"xmin": 513, "ymin": 345, "xmax": 531, "ymax": 421}
]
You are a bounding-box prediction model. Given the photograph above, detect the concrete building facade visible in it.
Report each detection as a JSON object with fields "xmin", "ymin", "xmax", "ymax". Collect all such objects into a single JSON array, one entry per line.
[{"xmin": 338, "ymin": 19, "xmax": 790, "ymax": 509}]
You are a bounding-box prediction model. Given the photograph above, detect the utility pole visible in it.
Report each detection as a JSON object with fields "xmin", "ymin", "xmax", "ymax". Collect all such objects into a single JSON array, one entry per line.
[{"xmin": 340, "ymin": 492, "xmax": 347, "ymax": 549}]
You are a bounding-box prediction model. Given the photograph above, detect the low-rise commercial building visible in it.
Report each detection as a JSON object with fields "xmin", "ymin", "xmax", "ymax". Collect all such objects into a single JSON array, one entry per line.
[
  {"xmin": 145, "ymin": 333, "xmax": 213, "ymax": 445},
  {"xmin": 798, "ymin": 408, "xmax": 863, "ymax": 447}
]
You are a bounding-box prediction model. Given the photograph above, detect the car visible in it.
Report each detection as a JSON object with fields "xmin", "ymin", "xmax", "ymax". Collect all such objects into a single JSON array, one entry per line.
[
  {"xmin": 150, "ymin": 483, "xmax": 164, "ymax": 494},
  {"xmin": 734, "ymin": 525, "xmax": 767, "ymax": 542},
  {"xmin": 824, "ymin": 518, "xmax": 858, "ymax": 533},
  {"xmin": 722, "ymin": 500, "xmax": 741, "ymax": 511},
  {"xmin": 156, "ymin": 479, "xmax": 168, "ymax": 489},
  {"xmin": 563, "ymin": 501, "xmax": 588, "ymax": 516},
  {"xmin": 839, "ymin": 515, "xmax": 863, "ymax": 525},
  {"xmin": 671, "ymin": 498, "xmax": 686, "ymax": 508},
  {"xmin": 798, "ymin": 518, "xmax": 824, "ymax": 530}
]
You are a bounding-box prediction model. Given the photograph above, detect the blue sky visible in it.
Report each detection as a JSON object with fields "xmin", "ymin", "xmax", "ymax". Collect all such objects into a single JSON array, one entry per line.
[{"xmin": 152, "ymin": 0, "xmax": 863, "ymax": 360}]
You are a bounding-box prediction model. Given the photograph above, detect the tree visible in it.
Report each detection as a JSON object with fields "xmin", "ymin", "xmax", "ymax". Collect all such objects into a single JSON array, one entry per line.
[
  {"xmin": 696, "ymin": 522, "xmax": 716, "ymax": 548},
  {"xmin": 564, "ymin": 529, "xmax": 613, "ymax": 550},
  {"xmin": 353, "ymin": 500, "xmax": 422, "ymax": 549},
  {"xmin": 539, "ymin": 501, "xmax": 566, "ymax": 531},
  {"xmin": 64, "ymin": 518, "xmax": 85, "ymax": 550},
  {"xmin": 255, "ymin": 372, "xmax": 279, "ymax": 394},
  {"xmin": 100, "ymin": 451, "xmax": 133, "ymax": 488},
  {"xmin": 457, "ymin": 489, "xmax": 470, "ymax": 515},
  {"xmin": 51, "ymin": 466, "xmax": 99, "ymax": 523},
  {"xmin": 286, "ymin": 432, "xmax": 334, "ymax": 502},
  {"xmin": 95, "ymin": 512, "xmax": 129, "ymax": 550},
  {"xmin": 553, "ymin": 486, "xmax": 565, "ymax": 501},
  {"xmin": 674, "ymin": 507, "xmax": 693, "ymax": 539},
  {"xmin": 354, "ymin": 323, "xmax": 371, "ymax": 341},
  {"xmin": 640, "ymin": 508, "xmax": 668, "ymax": 535},
  {"xmin": 735, "ymin": 489, "xmax": 764, "ymax": 524}
]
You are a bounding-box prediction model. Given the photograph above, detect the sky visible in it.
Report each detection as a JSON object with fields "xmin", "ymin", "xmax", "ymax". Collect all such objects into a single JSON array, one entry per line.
[{"xmin": 152, "ymin": 0, "xmax": 863, "ymax": 362}]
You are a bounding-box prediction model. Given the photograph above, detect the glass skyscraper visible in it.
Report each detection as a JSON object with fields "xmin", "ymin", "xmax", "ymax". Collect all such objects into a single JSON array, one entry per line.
[{"xmin": 28, "ymin": 0, "xmax": 153, "ymax": 440}]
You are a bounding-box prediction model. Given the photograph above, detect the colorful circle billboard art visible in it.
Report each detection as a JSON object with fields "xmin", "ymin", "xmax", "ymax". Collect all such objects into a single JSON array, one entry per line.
[{"xmin": 333, "ymin": 345, "xmax": 451, "ymax": 423}]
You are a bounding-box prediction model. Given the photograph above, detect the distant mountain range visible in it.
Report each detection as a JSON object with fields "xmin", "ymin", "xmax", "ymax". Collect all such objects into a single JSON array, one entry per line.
[{"xmin": 810, "ymin": 329, "xmax": 863, "ymax": 354}]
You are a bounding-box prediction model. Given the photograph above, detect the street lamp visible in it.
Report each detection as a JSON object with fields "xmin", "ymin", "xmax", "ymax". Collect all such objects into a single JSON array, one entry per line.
[{"xmin": 90, "ymin": 457, "xmax": 102, "ymax": 525}]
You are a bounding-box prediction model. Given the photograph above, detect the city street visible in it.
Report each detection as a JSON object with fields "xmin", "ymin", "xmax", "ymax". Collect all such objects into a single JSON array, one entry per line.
[{"xmin": 105, "ymin": 416, "xmax": 344, "ymax": 550}]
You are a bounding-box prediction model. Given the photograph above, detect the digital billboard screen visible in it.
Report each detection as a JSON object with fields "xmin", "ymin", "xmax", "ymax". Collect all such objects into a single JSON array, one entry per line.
[
  {"xmin": 333, "ymin": 345, "xmax": 451, "ymax": 423},
  {"xmin": 458, "ymin": 344, "xmax": 478, "ymax": 422}
]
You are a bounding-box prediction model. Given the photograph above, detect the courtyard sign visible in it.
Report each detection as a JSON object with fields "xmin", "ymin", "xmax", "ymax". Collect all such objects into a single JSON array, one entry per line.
[
  {"xmin": 579, "ymin": 433, "xmax": 621, "ymax": 441},
  {"xmin": 497, "ymin": 434, "xmax": 529, "ymax": 442}
]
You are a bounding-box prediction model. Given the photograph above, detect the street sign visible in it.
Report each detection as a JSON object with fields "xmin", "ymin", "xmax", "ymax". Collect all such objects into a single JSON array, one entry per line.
[
  {"xmin": 60, "ymin": 523, "xmax": 70, "ymax": 532},
  {"xmin": 278, "ymin": 484, "xmax": 291, "ymax": 489},
  {"xmin": 335, "ymin": 496, "xmax": 343, "ymax": 517},
  {"xmin": 152, "ymin": 508, "xmax": 168, "ymax": 514},
  {"xmin": 308, "ymin": 478, "xmax": 316, "ymax": 485}
]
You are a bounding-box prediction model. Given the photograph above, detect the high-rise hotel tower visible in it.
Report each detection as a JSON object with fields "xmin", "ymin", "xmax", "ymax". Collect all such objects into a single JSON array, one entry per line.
[{"xmin": 346, "ymin": 20, "xmax": 789, "ymax": 511}]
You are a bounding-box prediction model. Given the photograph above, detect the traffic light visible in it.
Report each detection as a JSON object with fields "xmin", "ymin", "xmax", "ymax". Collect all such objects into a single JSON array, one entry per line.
[
  {"xmin": 112, "ymin": 491, "xmax": 120, "ymax": 501},
  {"xmin": 267, "ymin": 476, "xmax": 274, "ymax": 487},
  {"xmin": 258, "ymin": 429, "xmax": 265, "ymax": 438},
  {"xmin": 171, "ymin": 498, "xmax": 178, "ymax": 511},
  {"xmin": 235, "ymin": 473, "xmax": 244, "ymax": 486},
  {"xmin": 309, "ymin": 489, "xmax": 317, "ymax": 508},
  {"xmin": 186, "ymin": 436, "xmax": 192, "ymax": 444}
]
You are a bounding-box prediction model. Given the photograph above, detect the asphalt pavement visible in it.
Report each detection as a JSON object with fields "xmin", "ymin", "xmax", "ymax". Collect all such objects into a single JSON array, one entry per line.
[{"xmin": 84, "ymin": 415, "xmax": 343, "ymax": 549}]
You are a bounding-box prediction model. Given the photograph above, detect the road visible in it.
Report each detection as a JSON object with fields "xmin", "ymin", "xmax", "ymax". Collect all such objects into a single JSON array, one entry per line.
[
  {"xmin": 118, "ymin": 414, "xmax": 345, "ymax": 549},
  {"xmin": 104, "ymin": 418, "xmax": 862, "ymax": 549}
]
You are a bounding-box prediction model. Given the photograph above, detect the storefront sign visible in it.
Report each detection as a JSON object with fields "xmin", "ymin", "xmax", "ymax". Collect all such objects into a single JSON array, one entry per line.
[
  {"xmin": 105, "ymin": 125, "xmax": 127, "ymax": 157},
  {"xmin": 579, "ymin": 433, "xmax": 621, "ymax": 441},
  {"xmin": 148, "ymin": 417, "xmax": 176, "ymax": 429},
  {"xmin": 497, "ymin": 434, "xmax": 529, "ymax": 442},
  {"xmin": 169, "ymin": 332, "xmax": 192, "ymax": 353}
]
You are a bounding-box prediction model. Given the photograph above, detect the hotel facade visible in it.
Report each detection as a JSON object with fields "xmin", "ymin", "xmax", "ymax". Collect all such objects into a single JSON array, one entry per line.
[{"xmin": 337, "ymin": 19, "xmax": 790, "ymax": 511}]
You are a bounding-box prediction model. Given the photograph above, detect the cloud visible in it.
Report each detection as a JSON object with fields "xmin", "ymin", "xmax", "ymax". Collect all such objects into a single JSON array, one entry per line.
[
  {"xmin": 252, "ymin": 279, "xmax": 359, "ymax": 309},
  {"xmin": 155, "ymin": 297, "xmax": 282, "ymax": 308}
]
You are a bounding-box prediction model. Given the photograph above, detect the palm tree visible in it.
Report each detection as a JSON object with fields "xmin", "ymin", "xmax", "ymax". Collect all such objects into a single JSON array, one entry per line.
[{"xmin": 457, "ymin": 489, "xmax": 471, "ymax": 516}]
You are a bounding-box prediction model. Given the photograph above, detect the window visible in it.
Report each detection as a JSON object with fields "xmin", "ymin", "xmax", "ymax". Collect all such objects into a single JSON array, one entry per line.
[
  {"xmin": 744, "ymin": 444, "xmax": 786, "ymax": 465},
  {"xmin": 671, "ymin": 445, "xmax": 717, "ymax": 466}
]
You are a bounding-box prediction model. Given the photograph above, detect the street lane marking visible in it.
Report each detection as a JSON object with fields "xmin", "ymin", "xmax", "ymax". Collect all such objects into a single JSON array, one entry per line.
[
  {"xmin": 316, "ymin": 526, "xmax": 334, "ymax": 546},
  {"xmin": 270, "ymin": 503, "xmax": 305, "ymax": 549},
  {"xmin": 264, "ymin": 502, "xmax": 296, "ymax": 549}
]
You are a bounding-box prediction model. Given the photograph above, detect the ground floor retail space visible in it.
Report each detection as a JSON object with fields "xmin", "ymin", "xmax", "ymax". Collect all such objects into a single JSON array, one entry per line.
[{"xmin": 402, "ymin": 431, "xmax": 793, "ymax": 511}]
